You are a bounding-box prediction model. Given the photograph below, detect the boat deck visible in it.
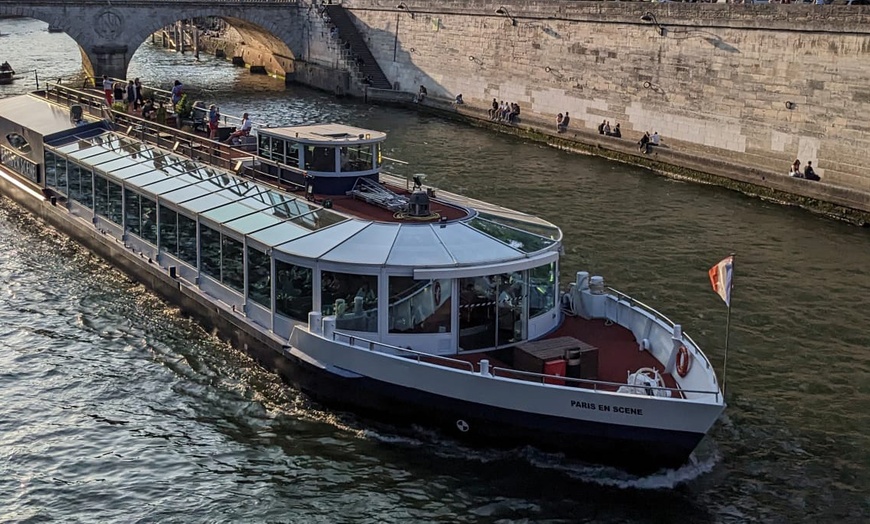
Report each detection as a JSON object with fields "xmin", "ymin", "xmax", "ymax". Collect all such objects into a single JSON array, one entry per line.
[{"xmin": 437, "ymin": 315, "xmax": 682, "ymax": 396}]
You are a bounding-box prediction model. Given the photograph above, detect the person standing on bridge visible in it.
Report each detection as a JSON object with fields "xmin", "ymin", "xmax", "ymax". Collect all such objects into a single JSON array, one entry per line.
[
  {"xmin": 171, "ymin": 80, "xmax": 184, "ymax": 110},
  {"xmin": 102, "ymin": 75, "xmax": 113, "ymax": 105}
]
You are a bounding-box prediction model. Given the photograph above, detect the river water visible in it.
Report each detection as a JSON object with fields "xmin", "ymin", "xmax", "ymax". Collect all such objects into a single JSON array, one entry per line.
[{"xmin": 0, "ymin": 18, "xmax": 867, "ymax": 523}]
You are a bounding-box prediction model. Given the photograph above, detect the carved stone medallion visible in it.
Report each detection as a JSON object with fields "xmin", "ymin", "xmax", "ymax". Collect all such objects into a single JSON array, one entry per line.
[{"xmin": 94, "ymin": 9, "xmax": 124, "ymax": 40}]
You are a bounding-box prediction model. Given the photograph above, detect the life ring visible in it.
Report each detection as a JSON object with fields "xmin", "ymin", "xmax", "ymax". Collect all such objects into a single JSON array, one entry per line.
[{"xmin": 676, "ymin": 345, "xmax": 691, "ymax": 377}]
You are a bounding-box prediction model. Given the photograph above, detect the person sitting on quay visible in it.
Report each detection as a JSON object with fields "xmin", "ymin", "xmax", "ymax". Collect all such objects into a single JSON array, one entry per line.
[
  {"xmin": 226, "ymin": 113, "xmax": 253, "ymax": 145},
  {"xmin": 489, "ymin": 98, "xmax": 498, "ymax": 120},
  {"xmin": 651, "ymin": 131, "xmax": 661, "ymax": 149},
  {"xmin": 454, "ymin": 93, "xmax": 464, "ymax": 105},
  {"xmin": 804, "ymin": 161, "xmax": 821, "ymax": 181},
  {"xmin": 610, "ymin": 123, "xmax": 622, "ymax": 138},
  {"xmin": 558, "ymin": 111, "xmax": 570, "ymax": 133},
  {"xmin": 500, "ymin": 102, "xmax": 511, "ymax": 122},
  {"xmin": 788, "ymin": 158, "xmax": 801, "ymax": 177},
  {"xmin": 598, "ymin": 119, "xmax": 606, "ymax": 135},
  {"xmin": 603, "ymin": 121, "xmax": 611, "ymax": 136},
  {"xmin": 509, "ymin": 102, "xmax": 520, "ymax": 124},
  {"xmin": 556, "ymin": 113, "xmax": 564, "ymax": 132},
  {"xmin": 415, "ymin": 85, "xmax": 427, "ymax": 103}
]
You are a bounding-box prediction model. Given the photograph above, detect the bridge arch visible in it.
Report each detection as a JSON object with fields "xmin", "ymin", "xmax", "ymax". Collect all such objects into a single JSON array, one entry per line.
[{"xmin": 0, "ymin": 2, "xmax": 307, "ymax": 81}]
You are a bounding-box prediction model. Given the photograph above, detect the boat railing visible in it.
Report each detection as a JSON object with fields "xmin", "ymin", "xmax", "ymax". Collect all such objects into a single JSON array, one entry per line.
[
  {"xmin": 331, "ymin": 331, "xmax": 475, "ymax": 373},
  {"xmin": 490, "ymin": 366, "xmax": 722, "ymax": 401},
  {"xmin": 605, "ymin": 286, "xmax": 716, "ymax": 374},
  {"xmin": 330, "ymin": 331, "xmax": 720, "ymax": 401},
  {"xmin": 40, "ymin": 82, "xmax": 310, "ymax": 193}
]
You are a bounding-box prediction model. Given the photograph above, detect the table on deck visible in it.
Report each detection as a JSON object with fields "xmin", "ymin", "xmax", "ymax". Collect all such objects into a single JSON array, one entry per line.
[{"xmin": 514, "ymin": 336, "xmax": 599, "ymax": 379}]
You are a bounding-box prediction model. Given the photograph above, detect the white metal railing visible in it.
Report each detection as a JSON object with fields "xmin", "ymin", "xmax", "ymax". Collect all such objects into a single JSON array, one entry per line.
[
  {"xmin": 331, "ymin": 331, "xmax": 474, "ymax": 372},
  {"xmin": 605, "ymin": 286, "xmax": 715, "ymax": 373},
  {"xmin": 330, "ymin": 330, "xmax": 721, "ymax": 401},
  {"xmin": 490, "ymin": 366, "xmax": 721, "ymax": 401}
]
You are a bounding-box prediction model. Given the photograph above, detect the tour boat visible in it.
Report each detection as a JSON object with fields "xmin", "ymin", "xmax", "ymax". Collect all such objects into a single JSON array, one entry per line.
[{"xmin": 0, "ymin": 86, "xmax": 725, "ymax": 473}]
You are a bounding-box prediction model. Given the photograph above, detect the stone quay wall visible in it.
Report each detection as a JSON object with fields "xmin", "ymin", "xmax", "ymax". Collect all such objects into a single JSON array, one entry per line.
[{"xmin": 341, "ymin": 1, "xmax": 870, "ymax": 202}]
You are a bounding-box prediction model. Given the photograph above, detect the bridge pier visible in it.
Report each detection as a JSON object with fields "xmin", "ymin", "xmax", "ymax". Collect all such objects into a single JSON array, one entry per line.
[{"xmin": 87, "ymin": 45, "xmax": 130, "ymax": 82}]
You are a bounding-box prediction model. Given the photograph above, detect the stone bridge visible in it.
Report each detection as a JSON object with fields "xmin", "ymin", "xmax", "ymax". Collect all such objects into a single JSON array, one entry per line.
[{"xmin": 0, "ymin": 0, "xmax": 308, "ymax": 79}]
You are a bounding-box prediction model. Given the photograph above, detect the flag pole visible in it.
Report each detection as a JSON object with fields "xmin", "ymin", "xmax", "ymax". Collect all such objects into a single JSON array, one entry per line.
[{"xmin": 722, "ymin": 253, "xmax": 736, "ymax": 398}]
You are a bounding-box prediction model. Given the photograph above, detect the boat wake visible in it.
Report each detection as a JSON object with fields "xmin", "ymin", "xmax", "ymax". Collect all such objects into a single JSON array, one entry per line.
[{"xmin": 360, "ymin": 424, "xmax": 721, "ymax": 489}]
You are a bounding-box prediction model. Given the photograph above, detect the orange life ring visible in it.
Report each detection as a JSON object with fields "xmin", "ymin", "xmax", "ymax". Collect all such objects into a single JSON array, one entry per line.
[{"xmin": 676, "ymin": 345, "xmax": 691, "ymax": 378}]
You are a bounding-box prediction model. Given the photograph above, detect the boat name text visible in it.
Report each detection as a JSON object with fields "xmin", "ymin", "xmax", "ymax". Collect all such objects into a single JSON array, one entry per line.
[
  {"xmin": 570, "ymin": 400, "xmax": 643, "ymax": 416},
  {"xmin": 0, "ymin": 146, "xmax": 40, "ymax": 184}
]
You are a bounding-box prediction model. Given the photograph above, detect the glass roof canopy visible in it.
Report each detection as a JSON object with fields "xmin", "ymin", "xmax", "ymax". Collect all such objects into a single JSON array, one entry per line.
[{"xmin": 47, "ymin": 130, "xmax": 562, "ymax": 269}]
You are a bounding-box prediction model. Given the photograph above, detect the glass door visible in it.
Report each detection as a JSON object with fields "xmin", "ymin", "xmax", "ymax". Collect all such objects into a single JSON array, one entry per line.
[{"xmin": 459, "ymin": 272, "xmax": 526, "ymax": 350}]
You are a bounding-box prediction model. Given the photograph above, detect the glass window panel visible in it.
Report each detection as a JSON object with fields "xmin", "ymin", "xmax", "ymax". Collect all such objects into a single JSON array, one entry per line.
[
  {"xmin": 55, "ymin": 154, "xmax": 68, "ymax": 195},
  {"xmin": 96, "ymin": 156, "xmax": 148, "ymax": 174},
  {"xmin": 140, "ymin": 195, "xmax": 157, "ymax": 245},
  {"xmin": 203, "ymin": 201, "xmax": 258, "ymax": 225},
  {"xmin": 125, "ymin": 189, "xmax": 140, "ymax": 236},
  {"xmin": 248, "ymin": 221, "xmax": 308, "ymax": 247},
  {"xmin": 158, "ymin": 183, "xmax": 211, "ymax": 205},
  {"xmin": 221, "ymin": 234, "xmax": 244, "ymax": 293},
  {"xmin": 113, "ymin": 162, "xmax": 154, "ymax": 180},
  {"xmin": 44, "ymin": 151, "xmax": 57, "ymax": 189},
  {"xmin": 94, "ymin": 174, "xmax": 109, "ymax": 218},
  {"xmin": 177, "ymin": 213, "xmax": 198, "ymax": 267},
  {"xmin": 107, "ymin": 180, "xmax": 123, "ymax": 225},
  {"xmin": 374, "ymin": 143, "xmax": 381, "ymax": 169},
  {"xmin": 290, "ymin": 209, "xmax": 346, "ymax": 231},
  {"xmin": 286, "ymin": 143, "xmax": 300, "ymax": 168},
  {"xmin": 67, "ymin": 162, "xmax": 82, "ymax": 202},
  {"xmin": 467, "ymin": 217, "xmax": 554, "ymax": 254},
  {"xmin": 79, "ymin": 165, "xmax": 93, "ymax": 209},
  {"xmin": 529, "ymin": 263, "xmax": 557, "ymax": 319},
  {"xmin": 141, "ymin": 173, "xmax": 201, "ymax": 196},
  {"xmin": 389, "ymin": 277, "xmax": 452, "ymax": 334},
  {"xmin": 474, "ymin": 210, "xmax": 562, "ymax": 242},
  {"xmin": 275, "ymin": 260, "xmax": 312, "ymax": 322},
  {"xmin": 269, "ymin": 137, "xmax": 285, "ymax": 162},
  {"xmin": 55, "ymin": 140, "xmax": 101, "ymax": 155},
  {"xmin": 247, "ymin": 246, "xmax": 271, "ymax": 308},
  {"xmin": 258, "ymin": 135, "xmax": 272, "ymax": 159},
  {"xmin": 159, "ymin": 204, "xmax": 178, "ymax": 255},
  {"xmin": 339, "ymin": 144, "xmax": 374, "ymax": 172},
  {"xmin": 199, "ymin": 224, "xmax": 221, "ymax": 280},
  {"xmin": 303, "ymin": 145, "xmax": 335, "ymax": 172},
  {"xmin": 223, "ymin": 211, "xmax": 284, "ymax": 236},
  {"xmin": 178, "ymin": 192, "xmax": 235, "ymax": 214},
  {"xmin": 321, "ymin": 271, "xmax": 377, "ymax": 333}
]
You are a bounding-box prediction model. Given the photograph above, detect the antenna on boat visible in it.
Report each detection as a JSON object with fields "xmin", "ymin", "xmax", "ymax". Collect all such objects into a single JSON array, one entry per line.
[{"xmin": 708, "ymin": 253, "xmax": 736, "ymax": 398}]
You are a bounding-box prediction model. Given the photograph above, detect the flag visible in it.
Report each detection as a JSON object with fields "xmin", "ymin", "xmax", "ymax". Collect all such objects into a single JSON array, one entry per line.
[{"xmin": 708, "ymin": 256, "xmax": 734, "ymax": 306}]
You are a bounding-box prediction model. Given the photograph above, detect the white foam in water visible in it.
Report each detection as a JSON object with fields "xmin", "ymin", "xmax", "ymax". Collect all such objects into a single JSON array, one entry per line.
[
  {"xmin": 521, "ymin": 446, "xmax": 722, "ymax": 489},
  {"xmin": 360, "ymin": 424, "xmax": 722, "ymax": 488}
]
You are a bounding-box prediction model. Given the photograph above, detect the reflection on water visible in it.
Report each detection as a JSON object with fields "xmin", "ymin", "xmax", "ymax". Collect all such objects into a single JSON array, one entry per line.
[{"xmin": 0, "ymin": 17, "xmax": 868, "ymax": 524}]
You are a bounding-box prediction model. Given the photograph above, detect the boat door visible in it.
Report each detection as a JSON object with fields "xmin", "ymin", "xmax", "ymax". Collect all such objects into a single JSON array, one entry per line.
[{"xmin": 458, "ymin": 273, "xmax": 524, "ymax": 350}]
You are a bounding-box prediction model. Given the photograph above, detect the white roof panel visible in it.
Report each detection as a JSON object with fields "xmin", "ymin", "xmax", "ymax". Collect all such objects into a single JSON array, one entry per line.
[
  {"xmin": 434, "ymin": 222, "xmax": 522, "ymax": 264},
  {"xmin": 274, "ymin": 220, "xmax": 368, "ymax": 259},
  {"xmin": 386, "ymin": 224, "xmax": 455, "ymax": 267},
  {"xmin": 320, "ymin": 223, "xmax": 400, "ymax": 265}
]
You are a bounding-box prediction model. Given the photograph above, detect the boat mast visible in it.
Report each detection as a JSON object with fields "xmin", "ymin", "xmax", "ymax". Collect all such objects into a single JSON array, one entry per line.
[{"xmin": 721, "ymin": 252, "xmax": 735, "ymax": 398}]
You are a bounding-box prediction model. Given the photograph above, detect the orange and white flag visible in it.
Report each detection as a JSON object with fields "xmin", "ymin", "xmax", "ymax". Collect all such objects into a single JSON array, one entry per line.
[{"xmin": 708, "ymin": 256, "xmax": 734, "ymax": 306}]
